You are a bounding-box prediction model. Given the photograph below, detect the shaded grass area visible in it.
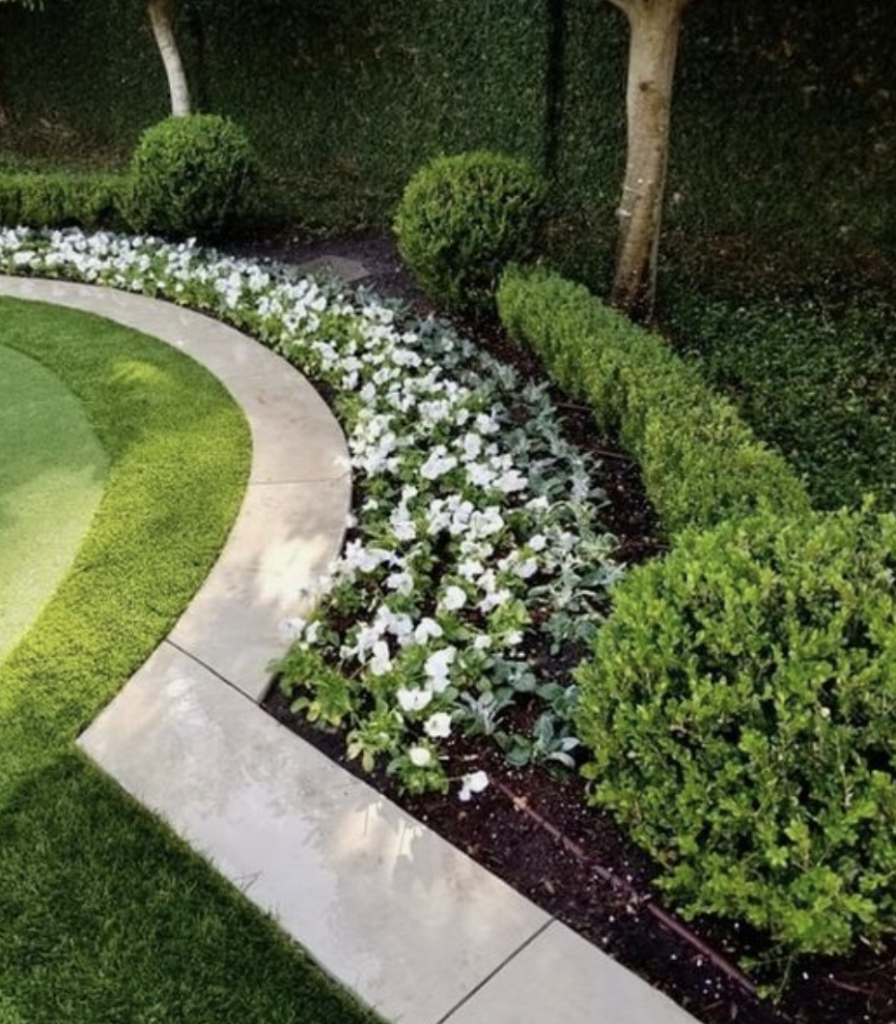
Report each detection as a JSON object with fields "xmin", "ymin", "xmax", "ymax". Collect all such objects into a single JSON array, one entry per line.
[
  {"xmin": 0, "ymin": 299, "xmax": 380, "ymax": 1024},
  {"xmin": 664, "ymin": 290, "xmax": 896, "ymax": 513},
  {"xmin": 0, "ymin": 342, "xmax": 106, "ymax": 661}
]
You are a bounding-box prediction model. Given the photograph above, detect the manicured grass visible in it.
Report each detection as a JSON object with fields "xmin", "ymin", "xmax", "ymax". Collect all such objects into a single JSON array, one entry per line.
[
  {"xmin": 0, "ymin": 298, "xmax": 381, "ymax": 1024},
  {"xmin": 665, "ymin": 291, "xmax": 896, "ymax": 512},
  {"xmin": 0, "ymin": 342, "xmax": 106, "ymax": 662}
]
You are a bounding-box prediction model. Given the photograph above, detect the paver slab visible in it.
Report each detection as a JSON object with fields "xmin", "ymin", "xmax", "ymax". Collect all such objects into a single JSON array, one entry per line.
[
  {"xmin": 80, "ymin": 643, "xmax": 550, "ymax": 1024},
  {"xmin": 442, "ymin": 919, "xmax": 699, "ymax": 1024}
]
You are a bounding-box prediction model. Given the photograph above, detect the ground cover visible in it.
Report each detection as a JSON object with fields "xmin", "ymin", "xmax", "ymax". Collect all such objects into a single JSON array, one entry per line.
[
  {"xmin": 0, "ymin": 296, "xmax": 380, "ymax": 1024},
  {"xmin": 0, "ymin": 340, "xmax": 106, "ymax": 661},
  {"xmin": 664, "ymin": 290, "xmax": 896, "ymax": 512}
]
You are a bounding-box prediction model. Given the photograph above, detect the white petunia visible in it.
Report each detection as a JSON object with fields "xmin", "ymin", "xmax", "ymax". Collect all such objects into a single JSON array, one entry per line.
[
  {"xmin": 408, "ymin": 746, "xmax": 432, "ymax": 768},
  {"xmin": 385, "ymin": 570, "xmax": 415, "ymax": 596},
  {"xmin": 459, "ymin": 770, "xmax": 489, "ymax": 801},
  {"xmin": 414, "ymin": 617, "xmax": 443, "ymax": 644},
  {"xmin": 425, "ymin": 646, "xmax": 456, "ymax": 692},
  {"xmin": 440, "ymin": 585, "xmax": 468, "ymax": 612},
  {"xmin": 515, "ymin": 558, "xmax": 538, "ymax": 579},
  {"xmin": 397, "ymin": 688, "xmax": 433, "ymax": 713},
  {"xmin": 424, "ymin": 711, "xmax": 453, "ymax": 739},
  {"xmin": 369, "ymin": 640, "xmax": 392, "ymax": 676},
  {"xmin": 458, "ymin": 559, "xmax": 484, "ymax": 580},
  {"xmin": 479, "ymin": 588, "xmax": 512, "ymax": 614},
  {"xmin": 496, "ymin": 469, "xmax": 528, "ymax": 494},
  {"xmin": 420, "ymin": 449, "xmax": 458, "ymax": 480}
]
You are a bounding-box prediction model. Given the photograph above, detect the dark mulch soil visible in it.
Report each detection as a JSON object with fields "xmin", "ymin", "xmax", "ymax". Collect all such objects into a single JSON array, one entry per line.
[{"xmin": 236, "ymin": 234, "xmax": 895, "ymax": 1024}]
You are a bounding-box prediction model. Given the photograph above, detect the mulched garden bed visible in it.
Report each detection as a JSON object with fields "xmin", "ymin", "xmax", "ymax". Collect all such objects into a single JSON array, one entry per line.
[{"xmin": 247, "ymin": 234, "xmax": 896, "ymax": 1024}]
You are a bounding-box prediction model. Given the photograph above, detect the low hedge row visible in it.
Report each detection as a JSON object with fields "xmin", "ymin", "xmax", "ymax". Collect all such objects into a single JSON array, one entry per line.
[
  {"xmin": 496, "ymin": 263, "xmax": 810, "ymax": 537},
  {"xmin": 0, "ymin": 116, "xmax": 255, "ymax": 238},
  {"xmin": 497, "ymin": 262, "xmax": 896, "ymax": 960},
  {"xmin": 0, "ymin": 172, "xmax": 128, "ymax": 231}
]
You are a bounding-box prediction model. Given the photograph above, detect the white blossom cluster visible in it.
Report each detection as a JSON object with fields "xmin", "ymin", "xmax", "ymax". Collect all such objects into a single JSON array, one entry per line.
[{"xmin": 0, "ymin": 227, "xmax": 626, "ymax": 797}]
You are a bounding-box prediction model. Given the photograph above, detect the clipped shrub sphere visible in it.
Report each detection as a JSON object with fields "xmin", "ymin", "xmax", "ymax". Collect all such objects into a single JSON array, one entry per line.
[
  {"xmin": 128, "ymin": 115, "xmax": 256, "ymax": 237},
  {"xmin": 393, "ymin": 151, "xmax": 547, "ymax": 310},
  {"xmin": 577, "ymin": 508, "xmax": 896, "ymax": 956}
]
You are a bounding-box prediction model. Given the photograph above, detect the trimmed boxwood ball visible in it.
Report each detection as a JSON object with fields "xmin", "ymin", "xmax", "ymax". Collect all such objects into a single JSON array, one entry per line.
[
  {"xmin": 394, "ymin": 151, "xmax": 547, "ymax": 310},
  {"xmin": 128, "ymin": 115, "xmax": 256, "ymax": 237},
  {"xmin": 576, "ymin": 508, "xmax": 896, "ymax": 957}
]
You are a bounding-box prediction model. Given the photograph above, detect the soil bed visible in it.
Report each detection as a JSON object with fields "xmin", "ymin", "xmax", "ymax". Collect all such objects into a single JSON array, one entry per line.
[{"xmin": 243, "ymin": 235, "xmax": 895, "ymax": 1024}]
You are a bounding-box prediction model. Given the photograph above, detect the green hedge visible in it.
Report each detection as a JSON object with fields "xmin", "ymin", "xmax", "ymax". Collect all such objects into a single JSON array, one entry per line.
[
  {"xmin": 497, "ymin": 264, "xmax": 809, "ymax": 536},
  {"xmin": 128, "ymin": 115, "xmax": 257, "ymax": 237},
  {"xmin": 576, "ymin": 507, "xmax": 896, "ymax": 956},
  {"xmin": 0, "ymin": 0, "xmax": 892, "ymax": 278},
  {"xmin": 394, "ymin": 151, "xmax": 548, "ymax": 310},
  {"xmin": 0, "ymin": 173, "xmax": 128, "ymax": 231}
]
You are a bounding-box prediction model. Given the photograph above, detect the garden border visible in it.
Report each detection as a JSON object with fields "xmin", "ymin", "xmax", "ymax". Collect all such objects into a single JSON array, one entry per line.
[{"xmin": 0, "ymin": 275, "xmax": 697, "ymax": 1024}]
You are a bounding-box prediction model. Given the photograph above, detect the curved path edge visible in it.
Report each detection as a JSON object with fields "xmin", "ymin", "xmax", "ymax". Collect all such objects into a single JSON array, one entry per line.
[{"xmin": 0, "ymin": 275, "xmax": 698, "ymax": 1024}]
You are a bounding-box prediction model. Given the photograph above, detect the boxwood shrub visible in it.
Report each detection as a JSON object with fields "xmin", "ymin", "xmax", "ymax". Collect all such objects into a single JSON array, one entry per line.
[
  {"xmin": 497, "ymin": 264, "xmax": 809, "ymax": 536},
  {"xmin": 394, "ymin": 151, "xmax": 547, "ymax": 311},
  {"xmin": 128, "ymin": 115, "xmax": 257, "ymax": 238},
  {"xmin": 0, "ymin": 172, "xmax": 127, "ymax": 230},
  {"xmin": 576, "ymin": 508, "xmax": 896, "ymax": 956}
]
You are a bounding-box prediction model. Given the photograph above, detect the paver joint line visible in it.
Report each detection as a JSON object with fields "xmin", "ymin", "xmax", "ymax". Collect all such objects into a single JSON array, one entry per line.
[
  {"xmin": 433, "ymin": 918, "xmax": 554, "ymax": 1024},
  {"xmin": 0, "ymin": 274, "xmax": 700, "ymax": 1024}
]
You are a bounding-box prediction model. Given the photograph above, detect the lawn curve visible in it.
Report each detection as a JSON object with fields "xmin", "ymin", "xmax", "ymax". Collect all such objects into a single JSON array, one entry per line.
[
  {"xmin": 0, "ymin": 296, "xmax": 380, "ymax": 1024},
  {"xmin": 0, "ymin": 337, "xmax": 107, "ymax": 662}
]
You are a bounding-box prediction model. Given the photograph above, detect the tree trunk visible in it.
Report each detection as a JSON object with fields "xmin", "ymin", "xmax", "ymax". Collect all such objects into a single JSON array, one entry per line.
[
  {"xmin": 611, "ymin": 0, "xmax": 687, "ymax": 321},
  {"xmin": 148, "ymin": 0, "xmax": 191, "ymax": 117}
]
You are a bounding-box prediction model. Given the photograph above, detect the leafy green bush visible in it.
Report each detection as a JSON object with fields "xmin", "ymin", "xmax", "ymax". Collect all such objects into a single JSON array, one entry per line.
[
  {"xmin": 127, "ymin": 115, "xmax": 257, "ymax": 237},
  {"xmin": 394, "ymin": 151, "xmax": 547, "ymax": 310},
  {"xmin": 576, "ymin": 508, "xmax": 896, "ymax": 956},
  {"xmin": 0, "ymin": 172, "xmax": 127, "ymax": 230},
  {"xmin": 497, "ymin": 264, "xmax": 809, "ymax": 536}
]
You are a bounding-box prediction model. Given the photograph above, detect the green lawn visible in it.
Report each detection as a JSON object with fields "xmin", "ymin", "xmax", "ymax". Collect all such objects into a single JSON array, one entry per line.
[
  {"xmin": 0, "ymin": 298, "xmax": 381, "ymax": 1024},
  {"xmin": 0, "ymin": 342, "xmax": 107, "ymax": 662}
]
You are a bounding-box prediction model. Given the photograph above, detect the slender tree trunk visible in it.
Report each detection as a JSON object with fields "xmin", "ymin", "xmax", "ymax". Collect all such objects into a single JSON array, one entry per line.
[
  {"xmin": 610, "ymin": 0, "xmax": 688, "ymax": 320},
  {"xmin": 148, "ymin": 0, "xmax": 191, "ymax": 117}
]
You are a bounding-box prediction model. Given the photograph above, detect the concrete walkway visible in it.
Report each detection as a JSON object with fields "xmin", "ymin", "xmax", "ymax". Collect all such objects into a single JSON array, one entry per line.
[{"xmin": 0, "ymin": 275, "xmax": 699, "ymax": 1024}]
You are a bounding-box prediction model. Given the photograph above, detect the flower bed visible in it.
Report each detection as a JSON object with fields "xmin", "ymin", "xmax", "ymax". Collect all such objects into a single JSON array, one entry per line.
[{"xmin": 0, "ymin": 227, "xmax": 624, "ymax": 797}]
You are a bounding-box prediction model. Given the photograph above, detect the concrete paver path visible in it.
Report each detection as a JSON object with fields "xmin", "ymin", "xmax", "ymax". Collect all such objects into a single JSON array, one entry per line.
[{"xmin": 0, "ymin": 274, "xmax": 699, "ymax": 1024}]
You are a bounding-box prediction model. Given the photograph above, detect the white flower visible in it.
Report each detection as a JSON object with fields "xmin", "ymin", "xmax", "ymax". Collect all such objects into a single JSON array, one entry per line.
[
  {"xmin": 459, "ymin": 770, "xmax": 489, "ymax": 801},
  {"xmin": 458, "ymin": 558, "xmax": 484, "ymax": 580},
  {"xmin": 473, "ymin": 634, "xmax": 492, "ymax": 651},
  {"xmin": 425, "ymin": 646, "xmax": 456, "ymax": 692},
  {"xmin": 479, "ymin": 588, "xmax": 512, "ymax": 614},
  {"xmin": 496, "ymin": 469, "xmax": 528, "ymax": 494},
  {"xmin": 469, "ymin": 507, "xmax": 504, "ymax": 539},
  {"xmin": 424, "ymin": 711, "xmax": 453, "ymax": 739},
  {"xmin": 414, "ymin": 617, "xmax": 443, "ymax": 644},
  {"xmin": 440, "ymin": 585, "xmax": 467, "ymax": 612},
  {"xmin": 460, "ymin": 432, "xmax": 484, "ymax": 461},
  {"xmin": 385, "ymin": 570, "xmax": 415, "ymax": 596},
  {"xmin": 369, "ymin": 640, "xmax": 392, "ymax": 676},
  {"xmin": 467, "ymin": 463, "xmax": 497, "ymax": 489},
  {"xmin": 528, "ymin": 534, "xmax": 547, "ymax": 551},
  {"xmin": 397, "ymin": 688, "xmax": 433, "ymax": 713},
  {"xmin": 409, "ymin": 746, "xmax": 432, "ymax": 768},
  {"xmin": 420, "ymin": 448, "xmax": 458, "ymax": 480},
  {"xmin": 515, "ymin": 558, "xmax": 538, "ymax": 579}
]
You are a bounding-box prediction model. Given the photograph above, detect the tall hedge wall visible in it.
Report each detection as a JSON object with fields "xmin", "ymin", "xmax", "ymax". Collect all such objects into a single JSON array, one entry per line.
[{"xmin": 1, "ymin": 0, "xmax": 894, "ymax": 276}]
